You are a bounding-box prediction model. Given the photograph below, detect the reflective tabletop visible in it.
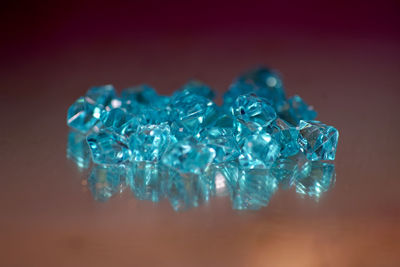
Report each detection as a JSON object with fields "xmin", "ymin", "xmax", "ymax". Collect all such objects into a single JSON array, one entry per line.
[{"xmin": 1, "ymin": 34, "xmax": 399, "ymax": 266}]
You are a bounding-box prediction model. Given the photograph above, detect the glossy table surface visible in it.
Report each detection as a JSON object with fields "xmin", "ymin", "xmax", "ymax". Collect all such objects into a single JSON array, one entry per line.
[{"xmin": 1, "ymin": 35, "xmax": 399, "ymax": 267}]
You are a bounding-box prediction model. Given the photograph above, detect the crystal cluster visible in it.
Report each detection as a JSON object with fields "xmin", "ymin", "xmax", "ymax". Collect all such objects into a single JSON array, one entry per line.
[{"xmin": 67, "ymin": 67, "xmax": 339, "ymax": 210}]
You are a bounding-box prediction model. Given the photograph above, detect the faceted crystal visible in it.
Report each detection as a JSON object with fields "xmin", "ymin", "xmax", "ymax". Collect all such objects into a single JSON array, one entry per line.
[
  {"xmin": 85, "ymin": 84, "xmax": 116, "ymax": 107},
  {"xmin": 198, "ymin": 127, "xmax": 240, "ymax": 163},
  {"xmin": 127, "ymin": 162, "xmax": 167, "ymax": 202},
  {"xmin": 166, "ymin": 170, "xmax": 209, "ymax": 211},
  {"xmin": 121, "ymin": 84, "xmax": 158, "ymax": 106},
  {"xmin": 295, "ymin": 161, "xmax": 335, "ymax": 198},
  {"xmin": 298, "ymin": 120, "xmax": 339, "ymax": 160},
  {"xmin": 226, "ymin": 167, "xmax": 278, "ymax": 210},
  {"xmin": 279, "ymin": 95, "xmax": 317, "ymax": 125},
  {"xmin": 268, "ymin": 118, "xmax": 300, "ymax": 157},
  {"xmin": 88, "ymin": 164, "xmax": 128, "ymax": 201},
  {"xmin": 162, "ymin": 139, "xmax": 216, "ymax": 175},
  {"xmin": 87, "ymin": 129, "xmax": 131, "ymax": 165},
  {"xmin": 67, "ymin": 97, "xmax": 102, "ymax": 134},
  {"xmin": 178, "ymin": 80, "xmax": 215, "ymax": 100},
  {"xmin": 100, "ymin": 108, "xmax": 131, "ymax": 134},
  {"xmin": 170, "ymin": 92, "xmax": 218, "ymax": 136},
  {"xmin": 223, "ymin": 80, "xmax": 256, "ymax": 109},
  {"xmin": 238, "ymin": 132, "xmax": 280, "ymax": 169},
  {"xmin": 232, "ymin": 93, "xmax": 277, "ymax": 133},
  {"xmin": 270, "ymin": 154, "xmax": 311, "ymax": 189},
  {"xmin": 66, "ymin": 130, "xmax": 91, "ymax": 169},
  {"xmin": 119, "ymin": 115, "xmax": 144, "ymax": 137},
  {"xmin": 129, "ymin": 123, "xmax": 174, "ymax": 162}
]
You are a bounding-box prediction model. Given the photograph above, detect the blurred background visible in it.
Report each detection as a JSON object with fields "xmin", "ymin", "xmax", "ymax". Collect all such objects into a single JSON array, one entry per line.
[{"xmin": 1, "ymin": 1, "xmax": 400, "ymax": 266}]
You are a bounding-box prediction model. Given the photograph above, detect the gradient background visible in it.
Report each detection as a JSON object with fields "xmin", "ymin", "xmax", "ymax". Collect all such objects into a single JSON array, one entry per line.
[{"xmin": 1, "ymin": 1, "xmax": 400, "ymax": 266}]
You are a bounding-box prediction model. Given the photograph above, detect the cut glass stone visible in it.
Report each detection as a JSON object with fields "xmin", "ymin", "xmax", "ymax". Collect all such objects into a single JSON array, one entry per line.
[
  {"xmin": 268, "ymin": 118, "xmax": 300, "ymax": 157},
  {"xmin": 298, "ymin": 120, "xmax": 339, "ymax": 161},
  {"xmin": 88, "ymin": 164, "xmax": 128, "ymax": 202},
  {"xmin": 129, "ymin": 123, "xmax": 174, "ymax": 162},
  {"xmin": 166, "ymin": 170, "xmax": 210, "ymax": 211},
  {"xmin": 66, "ymin": 130, "xmax": 91, "ymax": 169},
  {"xmin": 223, "ymin": 80, "xmax": 256, "ymax": 109},
  {"xmin": 178, "ymin": 80, "xmax": 215, "ymax": 100},
  {"xmin": 170, "ymin": 92, "xmax": 218, "ymax": 136},
  {"xmin": 121, "ymin": 84, "xmax": 158, "ymax": 105},
  {"xmin": 87, "ymin": 129, "xmax": 131, "ymax": 165},
  {"xmin": 67, "ymin": 97, "xmax": 102, "ymax": 134},
  {"xmin": 127, "ymin": 161, "xmax": 167, "ymax": 202},
  {"xmin": 279, "ymin": 95, "xmax": 317, "ymax": 125},
  {"xmin": 120, "ymin": 115, "xmax": 145, "ymax": 137},
  {"xmin": 232, "ymin": 93, "xmax": 277, "ymax": 133},
  {"xmin": 238, "ymin": 132, "xmax": 280, "ymax": 169},
  {"xmin": 100, "ymin": 108, "xmax": 131, "ymax": 134},
  {"xmin": 85, "ymin": 84, "xmax": 116, "ymax": 107},
  {"xmin": 197, "ymin": 127, "xmax": 240, "ymax": 163},
  {"xmin": 162, "ymin": 138, "xmax": 216, "ymax": 175},
  {"xmin": 270, "ymin": 154, "xmax": 311, "ymax": 189},
  {"xmin": 226, "ymin": 167, "xmax": 278, "ymax": 210},
  {"xmin": 295, "ymin": 161, "xmax": 335, "ymax": 198}
]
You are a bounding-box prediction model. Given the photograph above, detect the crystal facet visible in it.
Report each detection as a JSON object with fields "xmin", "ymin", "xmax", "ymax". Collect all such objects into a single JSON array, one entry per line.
[
  {"xmin": 298, "ymin": 120, "xmax": 339, "ymax": 161},
  {"xmin": 268, "ymin": 118, "xmax": 300, "ymax": 157},
  {"xmin": 67, "ymin": 97, "xmax": 102, "ymax": 134},
  {"xmin": 85, "ymin": 84, "xmax": 116, "ymax": 107},
  {"xmin": 67, "ymin": 130, "xmax": 91, "ymax": 169},
  {"xmin": 87, "ymin": 129, "xmax": 131, "ymax": 165},
  {"xmin": 177, "ymin": 80, "xmax": 215, "ymax": 100}
]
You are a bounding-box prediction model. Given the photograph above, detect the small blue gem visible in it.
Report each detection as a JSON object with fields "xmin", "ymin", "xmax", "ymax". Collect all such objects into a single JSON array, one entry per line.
[
  {"xmin": 100, "ymin": 108, "xmax": 131, "ymax": 134},
  {"xmin": 177, "ymin": 80, "xmax": 215, "ymax": 100},
  {"xmin": 268, "ymin": 118, "xmax": 300, "ymax": 157},
  {"xmin": 223, "ymin": 80, "xmax": 255, "ymax": 110},
  {"xmin": 67, "ymin": 130, "xmax": 91, "ymax": 169},
  {"xmin": 238, "ymin": 132, "xmax": 280, "ymax": 169},
  {"xmin": 298, "ymin": 120, "xmax": 339, "ymax": 161},
  {"xmin": 127, "ymin": 162, "xmax": 167, "ymax": 202},
  {"xmin": 295, "ymin": 161, "xmax": 335, "ymax": 199},
  {"xmin": 129, "ymin": 123, "xmax": 174, "ymax": 162},
  {"xmin": 85, "ymin": 84, "xmax": 116, "ymax": 107},
  {"xmin": 67, "ymin": 97, "xmax": 102, "ymax": 134},
  {"xmin": 162, "ymin": 139, "xmax": 216, "ymax": 175},
  {"xmin": 88, "ymin": 164, "xmax": 128, "ymax": 201},
  {"xmin": 87, "ymin": 129, "xmax": 131, "ymax": 165},
  {"xmin": 279, "ymin": 95, "xmax": 317, "ymax": 125},
  {"xmin": 120, "ymin": 115, "xmax": 145, "ymax": 137},
  {"xmin": 121, "ymin": 84, "xmax": 158, "ymax": 105}
]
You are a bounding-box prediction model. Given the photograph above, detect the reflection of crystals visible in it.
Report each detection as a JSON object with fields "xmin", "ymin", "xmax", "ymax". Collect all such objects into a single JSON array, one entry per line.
[
  {"xmin": 295, "ymin": 161, "xmax": 335, "ymax": 199},
  {"xmin": 67, "ymin": 130, "xmax": 91, "ymax": 169},
  {"xmin": 88, "ymin": 164, "xmax": 128, "ymax": 201}
]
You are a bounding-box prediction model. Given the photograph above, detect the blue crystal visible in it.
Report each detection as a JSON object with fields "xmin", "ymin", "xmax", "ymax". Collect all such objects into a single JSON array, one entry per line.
[
  {"xmin": 223, "ymin": 80, "xmax": 255, "ymax": 109},
  {"xmin": 87, "ymin": 129, "xmax": 131, "ymax": 165},
  {"xmin": 170, "ymin": 92, "xmax": 218, "ymax": 136},
  {"xmin": 198, "ymin": 127, "xmax": 240, "ymax": 163},
  {"xmin": 298, "ymin": 120, "xmax": 339, "ymax": 161},
  {"xmin": 177, "ymin": 80, "xmax": 215, "ymax": 100},
  {"xmin": 295, "ymin": 161, "xmax": 335, "ymax": 198},
  {"xmin": 67, "ymin": 97, "xmax": 102, "ymax": 134},
  {"xmin": 166, "ymin": 170, "xmax": 210, "ymax": 211},
  {"xmin": 238, "ymin": 132, "xmax": 280, "ymax": 169},
  {"xmin": 162, "ymin": 139, "xmax": 216, "ymax": 175},
  {"xmin": 119, "ymin": 115, "xmax": 144, "ymax": 137},
  {"xmin": 270, "ymin": 154, "xmax": 311, "ymax": 189},
  {"xmin": 279, "ymin": 95, "xmax": 317, "ymax": 125},
  {"xmin": 127, "ymin": 162, "xmax": 167, "ymax": 202},
  {"xmin": 67, "ymin": 130, "xmax": 91, "ymax": 169},
  {"xmin": 121, "ymin": 84, "xmax": 169, "ymax": 110},
  {"xmin": 129, "ymin": 123, "xmax": 174, "ymax": 162},
  {"xmin": 85, "ymin": 85, "xmax": 116, "ymax": 107},
  {"xmin": 88, "ymin": 164, "xmax": 128, "ymax": 201},
  {"xmin": 232, "ymin": 93, "xmax": 277, "ymax": 133},
  {"xmin": 100, "ymin": 108, "xmax": 131, "ymax": 134},
  {"xmin": 226, "ymin": 167, "xmax": 278, "ymax": 210},
  {"xmin": 268, "ymin": 118, "xmax": 300, "ymax": 157}
]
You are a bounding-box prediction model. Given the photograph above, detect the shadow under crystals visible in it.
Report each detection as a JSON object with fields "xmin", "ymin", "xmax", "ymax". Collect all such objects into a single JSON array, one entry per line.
[{"xmin": 66, "ymin": 130, "xmax": 336, "ymax": 211}]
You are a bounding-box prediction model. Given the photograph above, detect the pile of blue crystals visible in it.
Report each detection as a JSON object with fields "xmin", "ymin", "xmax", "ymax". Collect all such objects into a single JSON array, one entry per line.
[{"xmin": 67, "ymin": 67, "xmax": 339, "ymax": 211}]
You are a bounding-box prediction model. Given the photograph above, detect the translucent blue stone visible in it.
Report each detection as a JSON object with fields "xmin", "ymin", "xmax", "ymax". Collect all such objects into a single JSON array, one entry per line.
[
  {"xmin": 166, "ymin": 170, "xmax": 210, "ymax": 211},
  {"xmin": 67, "ymin": 97, "xmax": 102, "ymax": 134},
  {"xmin": 279, "ymin": 95, "xmax": 317, "ymax": 125},
  {"xmin": 119, "ymin": 115, "xmax": 144, "ymax": 137},
  {"xmin": 88, "ymin": 164, "xmax": 128, "ymax": 201},
  {"xmin": 268, "ymin": 118, "xmax": 300, "ymax": 157},
  {"xmin": 295, "ymin": 161, "xmax": 335, "ymax": 198},
  {"xmin": 298, "ymin": 120, "xmax": 339, "ymax": 161},
  {"xmin": 232, "ymin": 93, "xmax": 277, "ymax": 133},
  {"xmin": 87, "ymin": 129, "xmax": 131, "ymax": 165},
  {"xmin": 162, "ymin": 139, "xmax": 216, "ymax": 175},
  {"xmin": 129, "ymin": 123, "xmax": 174, "ymax": 162},
  {"xmin": 238, "ymin": 67, "xmax": 286, "ymax": 108},
  {"xmin": 178, "ymin": 80, "xmax": 215, "ymax": 100},
  {"xmin": 127, "ymin": 162, "xmax": 167, "ymax": 202},
  {"xmin": 121, "ymin": 84, "xmax": 169, "ymax": 110},
  {"xmin": 223, "ymin": 80, "xmax": 255, "ymax": 109},
  {"xmin": 226, "ymin": 167, "xmax": 278, "ymax": 210},
  {"xmin": 100, "ymin": 108, "xmax": 131, "ymax": 134},
  {"xmin": 238, "ymin": 132, "xmax": 280, "ymax": 169},
  {"xmin": 85, "ymin": 84, "xmax": 116, "ymax": 107},
  {"xmin": 271, "ymin": 154, "xmax": 311, "ymax": 189},
  {"xmin": 198, "ymin": 127, "xmax": 240, "ymax": 163},
  {"xmin": 66, "ymin": 130, "xmax": 91, "ymax": 169},
  {"xmin": 170, "ymin": 92, "xmax": 218, "ymax": 136}
]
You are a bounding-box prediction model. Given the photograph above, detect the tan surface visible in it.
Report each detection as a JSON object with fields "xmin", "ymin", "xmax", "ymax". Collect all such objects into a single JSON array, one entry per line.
[{"xmin": 1, "ymin": 35, "xmax": 400, "ymax": 266}]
